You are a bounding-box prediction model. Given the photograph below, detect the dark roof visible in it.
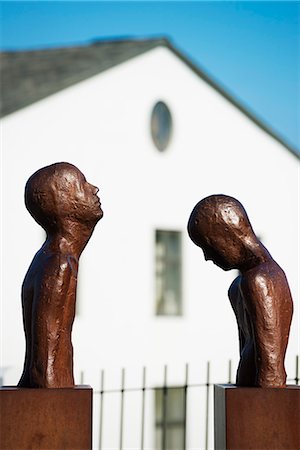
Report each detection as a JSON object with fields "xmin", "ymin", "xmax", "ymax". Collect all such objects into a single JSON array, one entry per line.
[
  {"xmin": 0, "ymin": 37, "xmax": 298, "ymax": 158},
  {"xmin": 0, "ymin": 38, "xmax": 166, "ymax": 117}
]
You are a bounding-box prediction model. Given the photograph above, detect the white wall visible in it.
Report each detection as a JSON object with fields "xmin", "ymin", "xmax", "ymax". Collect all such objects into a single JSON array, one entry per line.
[{"xmin": 1, "ymin": 45, "xmax": 299, "ymax": 447}]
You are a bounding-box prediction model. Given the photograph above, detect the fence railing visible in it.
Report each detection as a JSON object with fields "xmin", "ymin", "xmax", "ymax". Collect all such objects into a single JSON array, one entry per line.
[{"xmin": 79, "ymin": 355, "xmax": 299, "ymax": 450}]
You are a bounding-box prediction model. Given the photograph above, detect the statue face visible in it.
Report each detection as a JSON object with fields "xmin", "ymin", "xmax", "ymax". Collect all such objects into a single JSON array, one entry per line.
[
  {"xmin": 200, "ymin": 239, "xmax": 238, "ymax": 271},
  {"xmin": 25, "ymin": 162, "xmax": 103, "ymax": 232},
  {"xmin": 188, "ymin": 212, "xmax": 244, "ymax": 271},
  {"xmin": 52, "ymin": 166, "xmax": 103, "ymax": 224},
  {"xmin": 188, "ymin": 195, "xmax": 256, "ymax": 272},
  {"xmin": 69, "ymin": 169, "xmax": 102, "ymax": 221}
]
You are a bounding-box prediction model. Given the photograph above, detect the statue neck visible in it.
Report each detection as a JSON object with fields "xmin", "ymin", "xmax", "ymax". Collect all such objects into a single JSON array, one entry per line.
[
  {"xmin": 239, "ymin": 239, "xmax": 273, "ymax": 274},
  {"xmin": 44, "ymin": 220, "xmax": 96, "ymax": 260}
]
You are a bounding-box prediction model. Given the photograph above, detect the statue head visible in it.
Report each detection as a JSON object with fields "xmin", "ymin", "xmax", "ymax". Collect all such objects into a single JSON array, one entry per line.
[
  {"xmin": 187, "ymin": 195, "xmax": 259, "ymax": 271},
  {"xmin": 25, "ymin": 162, "xmax": 103, "ymax": 233}
]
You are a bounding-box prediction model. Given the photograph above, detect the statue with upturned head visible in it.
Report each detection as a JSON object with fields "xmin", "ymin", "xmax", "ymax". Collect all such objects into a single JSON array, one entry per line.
[
  {"xmin": 18, "ymin": 162, "xmax": 103, "ymax": 388},
  {"xmin": 188, "ymin": 195, "xmax": 293, "ymax": 388}
]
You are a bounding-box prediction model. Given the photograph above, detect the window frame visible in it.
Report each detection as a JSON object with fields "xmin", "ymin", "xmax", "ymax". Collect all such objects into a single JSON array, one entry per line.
[
  {"xmin": 155, "ymin": 229, "xmax": 183, "ymax": 316},
  {"xmin": 154, "ymin": 386, "xmax": 186, "ymax": 450},
  {"xmin": 151, "ymin": 101, "xmax": 173, "ymax": 152}
]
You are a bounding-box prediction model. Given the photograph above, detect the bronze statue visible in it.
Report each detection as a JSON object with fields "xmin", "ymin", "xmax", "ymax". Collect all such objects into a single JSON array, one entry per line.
[
  {"xmin": 18, "ymin": 162, "xmax": 103, "ymax": 388},
  {"xmin": 188, "ymin": 195, "xmax": 293, "ymax": 388}
]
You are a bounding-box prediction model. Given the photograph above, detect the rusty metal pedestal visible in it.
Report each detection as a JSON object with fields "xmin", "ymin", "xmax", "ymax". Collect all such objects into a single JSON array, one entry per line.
[
  {"xmin": 0, "ymin": 385, "xmax": 92, "ymax": 450},
  {"xmin": 214, "ymin": 384, "xmax": 300, "ymax": 450}
]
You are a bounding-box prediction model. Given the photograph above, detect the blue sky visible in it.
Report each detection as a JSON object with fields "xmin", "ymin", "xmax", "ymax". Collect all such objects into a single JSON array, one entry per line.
[{"xmin": 1, "ymin": 1, "xmax": 299, "ymax": 152}]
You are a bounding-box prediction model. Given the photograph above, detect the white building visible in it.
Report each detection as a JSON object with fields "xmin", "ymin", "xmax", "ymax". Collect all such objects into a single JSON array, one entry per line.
[{"xmin": 1, "ymin": 38, "xmax": 299, "ymax": 449}]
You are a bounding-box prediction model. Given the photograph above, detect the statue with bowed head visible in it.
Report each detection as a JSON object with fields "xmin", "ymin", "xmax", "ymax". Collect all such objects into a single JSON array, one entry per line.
[
  {"xmin": 18, "ymin": 162, "xmax": 103, "ymax": 388},
  {"xmin": 188, "ymin": 195, "xmax": 293, "ymax": 388}
]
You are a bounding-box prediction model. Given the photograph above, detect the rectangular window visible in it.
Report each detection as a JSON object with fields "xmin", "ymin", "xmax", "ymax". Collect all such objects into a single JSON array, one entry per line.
[
  {"xmin": 155, "ymin": 387, "xmax": 186, "ymax": 450},
  {"xmin": 155, "ymin": 230, "xmax": 182, "ymax": 315}
]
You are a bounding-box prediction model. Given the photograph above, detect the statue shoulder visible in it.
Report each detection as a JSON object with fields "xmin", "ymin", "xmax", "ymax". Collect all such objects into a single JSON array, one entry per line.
[
  {"xmin": 241, "ymin": 261, "xmax": 285, "ymax": 293},
  {"xmin": 239, "ymin": 261, "xmax": 292, "ymax": 314}
]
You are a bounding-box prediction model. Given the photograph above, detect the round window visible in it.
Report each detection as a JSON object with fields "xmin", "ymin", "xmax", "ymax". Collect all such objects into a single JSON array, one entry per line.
[{"xmin": 151, "ymin": 101, "xmax": 172, "ymax": 151}]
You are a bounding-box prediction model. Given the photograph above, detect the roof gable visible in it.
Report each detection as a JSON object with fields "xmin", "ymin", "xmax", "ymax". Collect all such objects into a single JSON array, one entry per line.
[
  {"xmin": 0, "ymin": 38, "xmax": 167, "ymax": 118},
  {"xmin": 0, "ymin": 37, "xmax": 298, "ymax": 158}
]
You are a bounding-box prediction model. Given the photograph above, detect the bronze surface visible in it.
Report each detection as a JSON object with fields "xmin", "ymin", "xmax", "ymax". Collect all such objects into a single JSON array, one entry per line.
[
  {"xmin": 188, "ymin": 195, "xmax": 293, "ymax": 388},
  {"xmin": 18, "ymin": 162, "xmax": 103, "ymax": 388}
]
